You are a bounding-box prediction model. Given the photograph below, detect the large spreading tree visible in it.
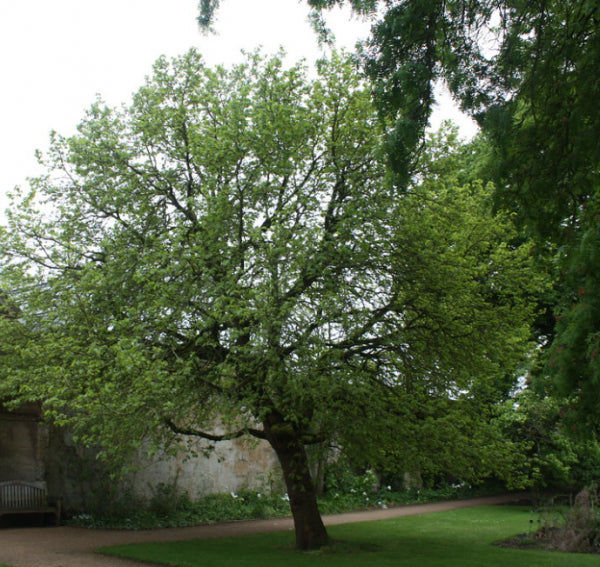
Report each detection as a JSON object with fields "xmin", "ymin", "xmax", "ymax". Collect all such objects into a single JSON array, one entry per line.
[{"xmin": 1, "ymin": 51, "xmax": 539, "ymax": 548}]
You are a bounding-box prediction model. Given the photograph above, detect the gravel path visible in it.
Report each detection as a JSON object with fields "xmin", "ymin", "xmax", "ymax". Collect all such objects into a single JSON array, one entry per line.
[{"xmin": 0, "ymin": 494, "xmax": 525, "ymax": 567}]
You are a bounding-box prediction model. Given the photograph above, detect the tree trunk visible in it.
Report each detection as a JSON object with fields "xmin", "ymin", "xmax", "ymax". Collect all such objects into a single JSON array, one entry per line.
[{"xmin": 263, "ymin": 414, "xmax": 329, "ymax": 550}]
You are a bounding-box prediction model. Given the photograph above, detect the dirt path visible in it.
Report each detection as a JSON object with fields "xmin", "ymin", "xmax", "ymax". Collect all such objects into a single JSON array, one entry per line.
[{"xmin": 0, "ymin": 494, "xmax": 525, "ymax": 567}]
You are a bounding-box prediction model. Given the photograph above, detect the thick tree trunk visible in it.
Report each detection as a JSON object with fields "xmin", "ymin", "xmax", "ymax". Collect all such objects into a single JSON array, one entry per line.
[{"xmin": 263, "ymin": 414, "xmax": 329, "ymax": 550}]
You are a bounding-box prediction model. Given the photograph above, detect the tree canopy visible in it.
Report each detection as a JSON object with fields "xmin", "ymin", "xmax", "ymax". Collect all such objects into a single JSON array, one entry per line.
[
  {"xmin": 282, "ymin": 0, "xmax": 600, "ymax": 434},
  {"xmin": 1, "ymin": 50, "xmax": 540, "ymax": 548}
]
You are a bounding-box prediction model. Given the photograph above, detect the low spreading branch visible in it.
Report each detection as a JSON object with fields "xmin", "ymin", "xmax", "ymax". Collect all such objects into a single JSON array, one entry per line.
[{"xmin": 164, "ymin": 418, "xmax": 267, "ymax": 441}]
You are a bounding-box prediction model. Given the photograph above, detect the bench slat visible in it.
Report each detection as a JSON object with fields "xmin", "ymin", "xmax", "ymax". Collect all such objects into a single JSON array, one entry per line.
[{"xmin": 0, "ymin": 481, "xmax": 61, "ymax": 525}]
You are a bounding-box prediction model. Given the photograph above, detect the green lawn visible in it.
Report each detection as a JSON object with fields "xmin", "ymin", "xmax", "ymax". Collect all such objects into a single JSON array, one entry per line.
[{"xmin": 99, "ymin": 505, "xmax": 600, "ymax": 567}]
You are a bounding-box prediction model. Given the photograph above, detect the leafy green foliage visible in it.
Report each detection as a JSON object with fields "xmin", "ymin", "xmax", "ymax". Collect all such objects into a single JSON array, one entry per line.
[
  {"xmin": 326, "ymin": 129, "xmax": 545, "ymax": 489},
  {"xmin": 2, "ymin": 49, "xmax": 385, "ymax": 459},
  {"xmin": 70, "ymin": 489, "xmax": 292, "ymax": 530},
  {"xmin": 0, "ymin": 49, "xmax": 541, "ymax": 547},
  {"xmin": 67, "ymin": 479, "xmax": 492, "ymax": 530},
  {"xmin": 550, "ymin": 220, "xmax": 600, "ymax": 432},
  {"xmin": 197, "ymin": 0, "xmax": 221, "ymax": 29},
  {"xmin": 318, "ymin": 463, "xmax": 495, "ymax": 515},
  {"xmin": 305, "ymin": 0, "xmax": 600, "ymax": 433},
  {"xmin": 1, "ymin": 52, "xmax": 538, "ymax": 471},
  {"xmin": 497, "ymin": 390, "xmax": 600, "ymax": 491}
]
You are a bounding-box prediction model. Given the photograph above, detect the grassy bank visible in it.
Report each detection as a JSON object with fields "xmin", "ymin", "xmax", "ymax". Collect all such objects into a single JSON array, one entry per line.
[{"xmin": 100, "ymin": 505, "xmax": 599, "ymax": 566}]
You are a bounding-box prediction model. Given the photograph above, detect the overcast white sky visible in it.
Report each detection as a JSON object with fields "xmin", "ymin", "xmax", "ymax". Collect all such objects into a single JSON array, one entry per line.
[{"xmin": 0, "ymin": 0, "xmax": 476, "ymax": 222}]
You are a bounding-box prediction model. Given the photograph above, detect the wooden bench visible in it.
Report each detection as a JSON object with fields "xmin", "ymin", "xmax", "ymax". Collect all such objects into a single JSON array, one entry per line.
[{"xmin": 0, "ymin": 480, "xmax": 61, "ymax": 525}]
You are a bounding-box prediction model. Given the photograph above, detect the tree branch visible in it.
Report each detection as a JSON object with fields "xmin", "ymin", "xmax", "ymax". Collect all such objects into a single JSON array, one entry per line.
[{"xmin": 165, "ymin": 418, "xmax": 267, "ymax": 441}]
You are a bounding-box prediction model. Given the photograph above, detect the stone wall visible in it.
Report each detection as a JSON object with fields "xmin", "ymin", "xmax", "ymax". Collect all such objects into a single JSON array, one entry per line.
[
  {"xmin": 46, "ymin": 430, "xmax": 280, "ymax": 511},
  {"xmin": 124, "ymin": 437, "xmax": 280, "ymax": 501},
  {"xmin": 1, "ymin": 404, "xmax": 280, "ymax": 513},
  {"xmin": 0, "ymin": 403, "xmax": 47, "ymax": 482}
]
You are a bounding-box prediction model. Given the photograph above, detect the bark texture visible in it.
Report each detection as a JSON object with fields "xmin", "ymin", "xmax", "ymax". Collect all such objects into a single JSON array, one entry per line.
[{"xmin": 263, "ymin": 414, "xmax": 329, "ymax": 550}]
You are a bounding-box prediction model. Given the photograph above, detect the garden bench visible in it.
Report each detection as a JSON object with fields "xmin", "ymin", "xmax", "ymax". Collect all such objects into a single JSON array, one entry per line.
[{"xmin": 0, "ymin": 480, "xmax": 61, "ymax": 525}]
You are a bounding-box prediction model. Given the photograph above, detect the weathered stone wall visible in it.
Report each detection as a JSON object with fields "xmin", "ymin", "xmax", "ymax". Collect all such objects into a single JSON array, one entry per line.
[
  {"xmin": 1, "ymin": 403, "xmax": 280, "ymax": 513},
  {"xmin": 45, "ymin": 428, "xmax": 280, "ymax": 512},
  {"xmin": 0, "ymin": 404, "xmax": 47, "ymax": 482},
  {"xmin": 45, "ymin": 429, "xmax": 112, "ymax": 512},
  {"xmin": 125, "ymin": 437, "xmax": 280, "ymax": 501}
]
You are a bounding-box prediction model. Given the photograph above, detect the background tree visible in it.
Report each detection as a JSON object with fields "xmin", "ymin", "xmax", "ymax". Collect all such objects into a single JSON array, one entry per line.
[
  {"xmin": 331, "ymin": 127, "xmax": 540, "ymax": 488},
  {"xmin": 1, "ymin": 51, "xmax": 539, "ymax": 549},
  {"xmin": 497, "ymin": 389, "xmax": 600, "ymax": 494}
]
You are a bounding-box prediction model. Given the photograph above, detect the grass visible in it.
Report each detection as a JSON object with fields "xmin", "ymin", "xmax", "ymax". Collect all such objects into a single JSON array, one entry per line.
[{"xmin": 99, "ymin": 505, "xmax": 600, "ymax": 567}]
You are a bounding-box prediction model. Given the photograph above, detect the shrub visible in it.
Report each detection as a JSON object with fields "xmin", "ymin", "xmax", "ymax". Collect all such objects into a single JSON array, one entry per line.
[
  {"xmin": 68, "ymin": 488, "xmax": 292, "ymax": 529},
  {"xmin": 547, "ymin": 487, "xmax": 600, "ymax": 553}
]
